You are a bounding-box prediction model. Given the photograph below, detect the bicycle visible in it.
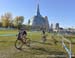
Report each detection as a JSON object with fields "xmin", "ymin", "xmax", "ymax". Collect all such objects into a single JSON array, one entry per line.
[
  {"xmin": 15, "ymin": 37, "xmax": 31, "ymax": 50},
  {"xmin": 42, "ymin": 34, "xmax": 48, "ymax": 43}
]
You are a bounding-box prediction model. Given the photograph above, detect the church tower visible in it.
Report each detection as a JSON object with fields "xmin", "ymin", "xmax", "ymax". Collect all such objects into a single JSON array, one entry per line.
[{"xmin": 37, "ymin": 4, "xmax": 41, "ymax": 16}]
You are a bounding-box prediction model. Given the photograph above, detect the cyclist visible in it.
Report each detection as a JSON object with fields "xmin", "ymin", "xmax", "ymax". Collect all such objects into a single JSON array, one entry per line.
[
  {"xmin": 17, "ymin": 28, "xmax": 27, "ymax": 44},
  {"xmin": 42, "ymin": 30, "xmax": 47, "ymax": 42}
]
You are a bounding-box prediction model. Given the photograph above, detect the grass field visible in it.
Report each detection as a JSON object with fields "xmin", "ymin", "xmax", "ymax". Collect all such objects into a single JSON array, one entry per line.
[{"xmin": 0, "ymin": 30, "xmax": 75, "ymax": 58}]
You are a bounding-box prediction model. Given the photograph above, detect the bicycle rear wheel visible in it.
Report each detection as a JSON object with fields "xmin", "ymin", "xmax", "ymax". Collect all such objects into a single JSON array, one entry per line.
[
  {"xmin": 15, "ymin": 40, "xmax": 23, "ymax": 49},
  {"xmin": 26, "ymin": 38, "xmax": 31, "ymax": 47}
]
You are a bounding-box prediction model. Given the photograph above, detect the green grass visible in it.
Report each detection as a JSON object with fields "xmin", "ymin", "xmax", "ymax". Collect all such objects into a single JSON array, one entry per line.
[{"xmin": 0, "ymin": 30, "xmax": 75, "ymax": 58}]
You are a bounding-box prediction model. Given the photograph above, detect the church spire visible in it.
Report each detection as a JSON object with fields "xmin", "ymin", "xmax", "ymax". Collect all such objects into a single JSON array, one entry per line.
[{"xmin": 37, "ymin": 3, "xmax": 41, "ymax": 16}]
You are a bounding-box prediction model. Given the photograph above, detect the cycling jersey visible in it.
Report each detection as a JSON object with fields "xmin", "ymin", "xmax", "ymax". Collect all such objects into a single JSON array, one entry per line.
[{"xmin": 17, "ymin": 30, "xmax": 27, "ymax": 40}]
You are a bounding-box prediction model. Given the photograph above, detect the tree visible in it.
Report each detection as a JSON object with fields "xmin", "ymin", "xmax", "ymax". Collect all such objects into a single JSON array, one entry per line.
[
  {"xmin": 1, "ymin": 12, "xmax": 12, "ymax": 28},
  {"xmin": 0, "ymin": 22, "xmax": 2, "ymax": 27},
  {"xmin": 13, "ymin": 16, "xmax": 24, "ymax": 29}
]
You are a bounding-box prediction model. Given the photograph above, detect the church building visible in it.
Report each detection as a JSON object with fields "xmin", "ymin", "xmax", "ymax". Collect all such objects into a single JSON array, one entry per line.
[{"xmin": 29, "ymin": 4, "xmax": 49, "ymax": 31}]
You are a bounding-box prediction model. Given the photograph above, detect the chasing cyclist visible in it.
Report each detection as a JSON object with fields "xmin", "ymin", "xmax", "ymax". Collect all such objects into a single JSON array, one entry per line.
[{"xmin": 42, "ymin": 30, "xmax": 47, "ymax": 42}]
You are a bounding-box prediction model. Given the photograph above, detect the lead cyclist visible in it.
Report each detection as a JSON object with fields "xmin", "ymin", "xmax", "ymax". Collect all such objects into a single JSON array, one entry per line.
[{"xmin": 17, "ymin": 28, "xmax": 27, "ymax": 44}]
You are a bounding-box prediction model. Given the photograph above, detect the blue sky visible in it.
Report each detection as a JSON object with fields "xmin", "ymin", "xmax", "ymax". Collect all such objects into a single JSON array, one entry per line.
[{"xmin": 0, "ymin": 0, "xmax": 75, "ymax": 28}]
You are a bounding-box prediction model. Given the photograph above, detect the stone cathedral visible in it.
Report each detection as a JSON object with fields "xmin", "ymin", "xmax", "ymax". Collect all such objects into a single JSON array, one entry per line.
[{"xmin": 29, "ymin": 4, "xmax": 49, "ymax": 31}]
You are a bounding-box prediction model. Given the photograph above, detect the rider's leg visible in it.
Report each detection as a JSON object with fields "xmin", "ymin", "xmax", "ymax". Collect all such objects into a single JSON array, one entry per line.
[{"xmin": 22, "ymin": 35, "xmax": 26, "ymax": 44}]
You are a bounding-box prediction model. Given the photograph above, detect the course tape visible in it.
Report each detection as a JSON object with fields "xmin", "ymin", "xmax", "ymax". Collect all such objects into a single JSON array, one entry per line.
[
  {"xmin": 62, "ymin": 41, "xmax": 70, "ymax": 53},
  {"xmin": 62, "ymin": 40, "xmax": 71, "ymax": 58}
]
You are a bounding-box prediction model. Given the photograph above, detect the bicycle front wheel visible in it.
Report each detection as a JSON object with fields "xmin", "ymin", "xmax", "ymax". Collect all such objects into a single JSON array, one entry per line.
[{"xmin": 15, "ymin": 40, "xmax": 23, "ymax": 49}]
